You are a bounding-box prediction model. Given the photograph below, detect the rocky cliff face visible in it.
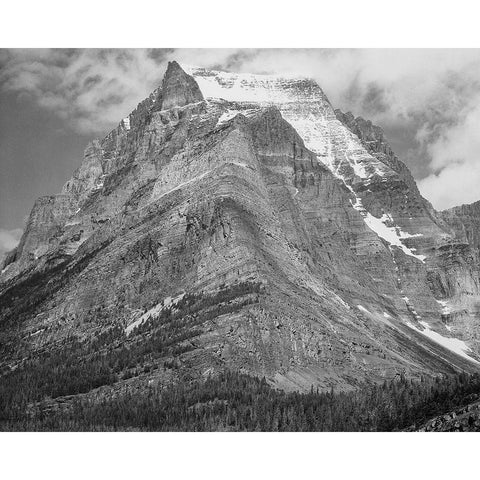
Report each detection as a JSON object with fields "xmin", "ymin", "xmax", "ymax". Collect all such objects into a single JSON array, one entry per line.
[
  {"xmin": 1, "ymin": 62, "xmax": 480, "ymax": 400},
  {"xmin": 335, "ymin": 110, "xmax": 480, "ymax": 354},
  {"xmin": 435, "ymin": 201, "xmax": 480, "ymax": 349}
]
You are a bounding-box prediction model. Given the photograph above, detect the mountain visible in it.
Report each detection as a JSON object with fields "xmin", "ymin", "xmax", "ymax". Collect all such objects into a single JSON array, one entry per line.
[{"xmin": 1, "ymin": 62, "xmax": 480, "ymax": 423}]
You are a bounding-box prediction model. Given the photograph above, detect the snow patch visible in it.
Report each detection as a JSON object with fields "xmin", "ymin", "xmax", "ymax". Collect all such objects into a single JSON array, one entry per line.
[
  {"xmin": 155, "ymin": 170, "xmax": 212, "ymax": 200},
  {"xmin": 406, "ymin": 320, "xmax": 479, "ymax": 364},
  {"xmin": 436, "ymin": 299, "xmax": 454, "ymax": 332},
  {"xmin": 30, "ymin": 328, "xmax": 45, "ymax": 337},
  {"xmin": 92, "ymin": 174, "xmax": 107, "ymax": 191},
  {"xmin": 125, "ymin": 293, "xmax": 185, "ymax": 335},
  {"xmin": 351, "ymin": 197, "xmax": 426, "ymax": 262},
  {"xmin": 357, "ymin": 305, "xmax": 370, "ymax": 314},
  {"xmin": 225, "ymin": 161, "xmax": 255, "ymax": 171},
  {"xmin": 402, "ymin": 296, "xmax": 422, "ymax": 320},
  {"xmin": 216, "ymin": 108, "xmax": 258, "ymax": 126},
  {"xmin": 436, "ymin": 299, "xmax": 452, "ymax": 315},
  {"xmin": 331, "ymin": 293, "xmax": 350, "ymax": 310},
  {"xmin": 325, "ymin": 167, "xmax": 426, "ymax": 263},
  {"xmin": 185, "ymin": 66, "xmax": 298, "ymax": 104},
  {"xmin": 186, "ymin": 66, "xmax": 390, "ymax": 181},
  {"xmin": 123, "ymin": 117, "xmax": 130, "ymax": 131}
]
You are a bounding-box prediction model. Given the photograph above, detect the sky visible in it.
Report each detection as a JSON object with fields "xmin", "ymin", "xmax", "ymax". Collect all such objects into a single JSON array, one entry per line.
[{"xmin": 2, "ymin": 48, "xmax": 480, "ymax": 257}]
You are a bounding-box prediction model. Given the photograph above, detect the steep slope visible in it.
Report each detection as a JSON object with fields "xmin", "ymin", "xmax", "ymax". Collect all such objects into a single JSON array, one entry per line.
[
  {"xmin": 0, "ymin": 62, "xmax": 479, "ymax": 407},
  {"xmin": 334, "ymin": 110, "xmax": 480, "ymax": 355},
  {"xmin": 436, "ymin": 200, "xmax": 480, "ymax": 351},
  {"xmin": 444, "ymin": 200, "xmax": 480, "ymax": 251}
]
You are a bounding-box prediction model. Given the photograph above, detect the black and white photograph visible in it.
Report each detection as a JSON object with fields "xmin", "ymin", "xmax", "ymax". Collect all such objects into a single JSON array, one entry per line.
[{"xmin": 1, "ymin": 1, "xmax": 480, "ymax": 478}]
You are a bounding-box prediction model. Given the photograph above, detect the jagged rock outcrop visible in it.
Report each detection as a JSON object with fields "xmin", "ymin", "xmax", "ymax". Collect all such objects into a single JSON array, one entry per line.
[
  {"xmin": 1, "ymin": 63, "xmax": 480, "ymax": 403},
  {"xmin": 160, "ymin": 61, "xmax": 204, "ymax": 110},
  {"xmin": 334, "ymin": 109, "xmax": 433, "ymax": 200}
]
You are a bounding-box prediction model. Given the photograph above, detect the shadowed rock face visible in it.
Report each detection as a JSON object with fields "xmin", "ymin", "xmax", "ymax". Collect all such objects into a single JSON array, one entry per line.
[
  {"xmin": 1, "ymin": 63, "xmax": 480, "ymax": 400},
  {"xmin": 160, "ymin": 61, "xmax": 204, "ymax": 110}
]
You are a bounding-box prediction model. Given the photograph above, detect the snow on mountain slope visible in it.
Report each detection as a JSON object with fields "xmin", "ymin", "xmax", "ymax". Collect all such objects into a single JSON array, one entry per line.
[
  {"xmin": 351, "ymin": 197, "xmax": 426, "ymax": 262},
  {"xmin": 185, "ymin": 66, "xmax": 426, "ymax": 263},
  {"xmin": 216, "ymin": 108, "xmax": 258, "ymax": 126},
  {"xmin": 406, "ymin": 320, "xmax": 479, "ymax": 364},
  {"xmin": 186, "ymin": 66, "xmax": 392, "ymax": 180}
]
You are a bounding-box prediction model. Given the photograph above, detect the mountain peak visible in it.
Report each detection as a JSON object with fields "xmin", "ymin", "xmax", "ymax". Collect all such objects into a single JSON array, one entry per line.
[{"xmin": 160, "ymin": 61, "xmax": 204, "ymax": 110}]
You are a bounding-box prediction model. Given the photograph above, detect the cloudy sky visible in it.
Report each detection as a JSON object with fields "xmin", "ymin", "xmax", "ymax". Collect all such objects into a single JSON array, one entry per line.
[{"xmin": 1, "ymin": 48, "xmax": 480, "ymax": 256}]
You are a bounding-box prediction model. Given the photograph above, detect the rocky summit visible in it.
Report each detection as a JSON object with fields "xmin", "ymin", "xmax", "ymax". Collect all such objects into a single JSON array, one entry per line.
[{"xmin": 1, "ymin": 61, "xmax": 480, "ymax": 412}]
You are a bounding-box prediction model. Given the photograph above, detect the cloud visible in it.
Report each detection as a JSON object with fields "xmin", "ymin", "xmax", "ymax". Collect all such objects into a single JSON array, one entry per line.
[
  {"xmin": 419, "ymin": 162, "xmax": 480, "ymax": 210},
  {"xmin": 0, "ymin": 49, "xmax": 172, "ymax": 134},
  {"xmin": 418, "ymin": 98, "xmax": 480, "ymax": 209},
  {"xmin": 0, "ymin": 228, "xmax": 22, "ymax": 260},
  {"xmin": 2, "ymin": 48, "xmax": 480, "ymax": 209}
]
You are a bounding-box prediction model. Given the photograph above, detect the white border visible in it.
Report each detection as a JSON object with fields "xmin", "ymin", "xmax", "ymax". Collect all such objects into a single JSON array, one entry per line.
[
  {"xmin": 1, "ymin": 1, "xmax": 480, "ymax": 478},
  {"xmin": 0, "ymin": 432, "xmax": 478, "ymax": 479},
  {"xmin": 1, "ymin": 0, "xmax": 480, "ymax": 47}
]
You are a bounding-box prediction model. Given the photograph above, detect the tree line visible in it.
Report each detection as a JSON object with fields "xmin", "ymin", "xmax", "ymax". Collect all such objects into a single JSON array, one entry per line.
[{"xmin": 2, "ymin": 369, "xmax": 480, "ymax": 431}]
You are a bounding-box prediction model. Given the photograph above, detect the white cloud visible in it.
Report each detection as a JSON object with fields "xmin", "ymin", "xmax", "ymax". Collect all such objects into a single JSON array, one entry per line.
[
  {"xmin": 0, "ymin": 49, "xmax": 170, "ymax": 134},
  {"xmin": 418, "ymin": 99, "xmax": 480, "ymax": 209},
  {"xmin": 9, "ymin": 48, "xmax": 479, "ymax": 135},
  {"xmin": 419, "ymin": 162, "xmax": 480, "ymax": 210},
  {"xmin": 0, "ymin": 228, "xmax": 22, "ymax": 258},
  {"xmin": 428, "ymin": 100, "xmax": 480, "ymax": 170}
]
